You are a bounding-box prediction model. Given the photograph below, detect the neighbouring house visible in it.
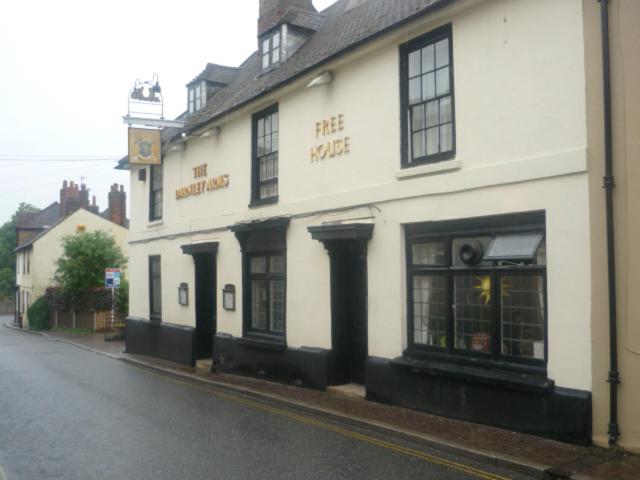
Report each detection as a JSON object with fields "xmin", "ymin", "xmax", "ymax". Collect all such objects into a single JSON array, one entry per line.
[
  {"xmin": 117, "ymin": 0, "xmax": 640, "ymax": 450},
  {"xmin": 15, "ymin": 181, "xmax": 128, "ymax": 328}
]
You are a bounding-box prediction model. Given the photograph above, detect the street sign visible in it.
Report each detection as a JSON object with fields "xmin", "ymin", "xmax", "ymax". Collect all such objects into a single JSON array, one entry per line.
[{"xmin": 105, "ymin": 268, "xmax": 122, "ymax": 289}]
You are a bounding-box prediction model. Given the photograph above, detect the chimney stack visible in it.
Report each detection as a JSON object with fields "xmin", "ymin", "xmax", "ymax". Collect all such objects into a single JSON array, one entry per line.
[
  {"xmin": 258, "ymin": 0, "xmax": 316, "ymax": 36},
  {"xmin": 60, "ymin": 180, "xmax": 82, "ymax": 217},
  {"xmin": 108, "ymin": 183, "xmax": 127, "ymax": 226},
  {"xmin": 79, "ymin": 183, "xmax": 90, "ymax": 210}
]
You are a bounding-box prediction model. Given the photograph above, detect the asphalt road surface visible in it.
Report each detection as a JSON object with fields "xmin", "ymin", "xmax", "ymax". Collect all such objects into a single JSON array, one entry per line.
[{"xmin": 0, "ymin": 325, "xmax": 534, "ymax": 480}]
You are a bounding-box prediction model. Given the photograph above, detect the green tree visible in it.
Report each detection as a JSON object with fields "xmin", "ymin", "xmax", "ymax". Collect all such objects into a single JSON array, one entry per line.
[
  {"xmin": 55, "ymin": 230, "xmax": 127, "ymax": 294},
  {"xmin": 0, "ymin": 202, "xmax": 39, "ymax": 299}
]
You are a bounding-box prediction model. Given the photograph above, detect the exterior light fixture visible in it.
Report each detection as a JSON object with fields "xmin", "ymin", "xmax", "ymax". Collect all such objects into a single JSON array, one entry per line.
[
  {"xmin": 306, "ymin": 71, "xmax": 334, "ymax": 88},
  {"xmin": 178, "ymin": 282, "xmax": 189, "ymax": 306},
  {"xmin": 222, "ymin": 284, "xmax": 236, "ymax": 311}
]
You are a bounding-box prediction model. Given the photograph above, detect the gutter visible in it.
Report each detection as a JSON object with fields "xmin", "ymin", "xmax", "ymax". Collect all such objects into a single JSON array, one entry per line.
[{"xmin": 598, "ymin": 0, "xmax": 620, "ymax": 447}]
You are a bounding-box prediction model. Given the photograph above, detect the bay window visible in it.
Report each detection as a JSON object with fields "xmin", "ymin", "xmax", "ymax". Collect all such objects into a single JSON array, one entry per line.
[{"xmin": 406, "ymin": 212, "xmax": 547, "ymax": 367}]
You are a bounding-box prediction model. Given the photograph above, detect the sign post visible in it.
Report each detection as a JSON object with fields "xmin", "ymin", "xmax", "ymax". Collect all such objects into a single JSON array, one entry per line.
[{"xmin": 105, "ymin": 268, "xmax": 122, "ymax": 341}]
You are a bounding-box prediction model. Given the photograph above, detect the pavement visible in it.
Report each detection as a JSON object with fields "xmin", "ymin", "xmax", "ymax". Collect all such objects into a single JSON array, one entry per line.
[{"xmin": 4, "ymin": 319, "xmax": 640, "ymax": 480}]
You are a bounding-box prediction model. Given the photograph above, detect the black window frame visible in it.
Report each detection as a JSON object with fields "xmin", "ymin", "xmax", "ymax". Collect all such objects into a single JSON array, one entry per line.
[
  {"xmin": 149, "ymin": 162, "xmax": 163, "ymax": 221},
  {"xmin": 405, "ymin": 213, "xmax": 548, "ymax": 374},
  {"xmin": 260, "ymin": 28, "xmax": 282, "ymax": 72},
  {"xmin": 245, "ymin": 251, "xmax": 286, "ymax": 338},
  {"xmin": 400, "ymin": 23, "xmax": 456, "ymax": 168},
  {"xmin": 149, "ymin": 255, "xmax": 162, "ymax": 323},
  {"xmin": 250, "ymin": 104, "xmax": 279, "ymax": 207},
  {"xmin": 188, "ymin": 81, "xmax": 204, "ymax": 114}
]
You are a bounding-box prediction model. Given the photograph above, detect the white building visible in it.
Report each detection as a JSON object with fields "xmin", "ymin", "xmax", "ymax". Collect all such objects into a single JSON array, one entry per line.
[{"xmin": 122, "ymin": 0, "xmax": 596, "ymax": 444}]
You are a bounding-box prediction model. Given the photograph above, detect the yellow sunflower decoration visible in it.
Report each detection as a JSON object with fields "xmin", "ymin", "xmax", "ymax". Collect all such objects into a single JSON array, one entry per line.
[{"xmin": 473, "ymin": 276, "xmax": 512, "ymax": 304}]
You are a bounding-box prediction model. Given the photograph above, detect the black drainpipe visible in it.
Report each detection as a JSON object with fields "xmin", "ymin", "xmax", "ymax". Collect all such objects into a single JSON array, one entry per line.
[{"xmin": 599, "ymin": 0, "xmax": 620, "ymax": 447}]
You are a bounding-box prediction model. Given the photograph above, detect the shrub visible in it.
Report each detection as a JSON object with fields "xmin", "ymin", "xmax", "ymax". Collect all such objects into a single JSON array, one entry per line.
[{"xmin": 27, "ymin": 296, "xmax": 49, "ymax": 330}]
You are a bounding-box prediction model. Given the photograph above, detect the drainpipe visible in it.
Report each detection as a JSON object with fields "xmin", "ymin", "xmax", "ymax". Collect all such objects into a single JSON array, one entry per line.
[{"xmin": 599, "ymin": 0, "xmax": 620, "ymax": 447}]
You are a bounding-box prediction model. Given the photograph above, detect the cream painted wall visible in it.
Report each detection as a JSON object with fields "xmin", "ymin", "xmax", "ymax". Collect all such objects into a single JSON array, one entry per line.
[{"xmin": 127, "ymin": 0, "xmax": 591, "ymax": 390}]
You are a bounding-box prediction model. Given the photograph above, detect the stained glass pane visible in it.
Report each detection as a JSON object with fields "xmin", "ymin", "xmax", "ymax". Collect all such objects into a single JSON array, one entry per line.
[
  {"xmin": 501, "ymin": 275, "xmax": 545, "ymax": 360},
  {"xmin": 412, "ymin": 241, "xmax": 446, "ymax": 265},
  {"xmin": 454, "ymin": 275, "xmax": 492, "ymax": 353},
  {"xmin": 251, "ymin": 280, "xmax": 267, "ymax": 330},
  {"xmin": 270, "ymin": 255, "xmax": 285, "ymax": 274},
  {"xmin": 270, "ymin": 280, "xmax": 285, "ymax": 333},
  {"xmin": 413, "ymin": 275, "xmax": 447, "ymax": 347},
  {"xmin": 250, "ymin": 256, "xmax": 267, "ymax": 274}
]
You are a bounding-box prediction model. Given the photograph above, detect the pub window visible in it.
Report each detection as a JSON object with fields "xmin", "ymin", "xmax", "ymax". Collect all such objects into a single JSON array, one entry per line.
[
  {"xmin": 149, "ymin": 163, "xmax": 163, "ymax": 221},
  {"xmin": 406, "ymin": 213, "xmax": 547, "ymax": 367},
  {"xmin": 251, "ymin": 105, "xmax": 279, "ymax": 204},
  {"xmin": 231, "ymin": 220, "xmax": 289, "ymax": 341},
  {"xmin": 260, "ymin": 28, "xmax": 281, "ymax": 71},
  {"xmin": 248, "ymin": 253, "xmax": 286, "ymax": 336},
  {"xmin": 149, "ymin": 255, "xmax": 162, "ymax": 322},
  {"xmin": 400, "ymin": 24, "xmax": 455, "ymax": 168}
]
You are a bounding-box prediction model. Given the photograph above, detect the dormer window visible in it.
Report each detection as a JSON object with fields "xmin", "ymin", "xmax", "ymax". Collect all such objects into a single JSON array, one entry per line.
[
  {"xmin": 261, "ymin": 29, "xmax": 281, "ymax": 70},
  {"xmin": 188, "ymin": 81, "xmax": 205, "ymax": 113}
]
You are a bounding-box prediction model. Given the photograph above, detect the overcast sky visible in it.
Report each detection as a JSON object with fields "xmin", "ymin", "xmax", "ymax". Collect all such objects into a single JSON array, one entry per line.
[{"xmin": 0, "ymin": 0, "xmax": 337, "ymax": 224}]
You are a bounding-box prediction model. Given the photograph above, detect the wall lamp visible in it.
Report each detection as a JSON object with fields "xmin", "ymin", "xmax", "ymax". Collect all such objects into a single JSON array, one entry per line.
[{"xmin": 306, "ymin": 71, "xmax": 334, "ymax": 88}]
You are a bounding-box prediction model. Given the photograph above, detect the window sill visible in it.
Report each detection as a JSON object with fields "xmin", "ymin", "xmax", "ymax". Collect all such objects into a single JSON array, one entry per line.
[
  {"xmin": 249, "ymin": 196, "xmax": 279, "ymax": 208},
  {"xmin": 238, "ymin": 335, "xmax": 286, "ymax": 352},
  {"xmin": 147, "ymin": 219, "xmax": 163, "ymax": 228},
  {"xmin": 396, "ymin": 159, "xmax": 461, "ymax": 180},
  {"xmin": 392, "ymin": 354, "xmax": 553, "ymax": 394}
]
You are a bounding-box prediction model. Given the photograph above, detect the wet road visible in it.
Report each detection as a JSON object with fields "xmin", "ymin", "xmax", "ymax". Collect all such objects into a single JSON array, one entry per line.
[{"xmin": 0, "ymin": 325, "xmax": 532, "ymax": 480}]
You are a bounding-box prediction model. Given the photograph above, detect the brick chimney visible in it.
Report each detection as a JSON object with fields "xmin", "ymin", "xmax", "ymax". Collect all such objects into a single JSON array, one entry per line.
[
  {"xmin": 108, "ymin": 183, "xmax": 126, "ymax": 226},
  {"xmin": 60, "ymin": 180, "xmax": 81, "ymax": 217},
  {"xmin": 258, "ymin": 0, "xmax": 316, "ymax": 35},
  {"xmin": 79, "ymin": 183, "xmax": 90, "ymax": 210}
]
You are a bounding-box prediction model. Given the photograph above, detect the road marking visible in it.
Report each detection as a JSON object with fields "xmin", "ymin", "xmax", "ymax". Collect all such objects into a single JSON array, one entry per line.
[
  {"xmin": 140, "ymin": 368, "xmax": 512, "ymax": 480},
  {"xmin": 0, "ymin": 463, "xmax": 7, "ymax": 480}
]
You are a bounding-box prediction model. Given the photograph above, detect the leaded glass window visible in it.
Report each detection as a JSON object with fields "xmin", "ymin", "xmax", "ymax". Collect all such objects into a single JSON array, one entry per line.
[
  {"xmin": 406, "ymin": 216, "xmax": 547, "ymax": 366},
  {"xmin": 248, "ymin": 253, "xmax": 285, "ymax": 335}
]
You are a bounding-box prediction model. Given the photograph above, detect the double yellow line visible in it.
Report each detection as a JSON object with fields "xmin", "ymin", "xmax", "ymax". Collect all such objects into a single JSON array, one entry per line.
[{"xmin": 144, "ymin": 368, "xmax": 513, "ymax": 480}]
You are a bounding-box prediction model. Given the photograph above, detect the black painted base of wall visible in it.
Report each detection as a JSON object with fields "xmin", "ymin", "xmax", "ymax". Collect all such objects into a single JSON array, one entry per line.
[
  {"xmin": 366, "ymin": 356, "xmax": 592, "ymax": 445},
  {"xmin": 125, "ymin": 317, "xmax": 196, "ymax": 367},
  {"xmin": 214, "ymin": 333, "xmax": 331, "ymax": 390}
]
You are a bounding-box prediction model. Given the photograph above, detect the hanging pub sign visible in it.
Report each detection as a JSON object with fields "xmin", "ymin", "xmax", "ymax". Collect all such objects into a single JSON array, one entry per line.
[{"xmin": 128, "ymin": 127, "xmax": 161, "ymax": 165}]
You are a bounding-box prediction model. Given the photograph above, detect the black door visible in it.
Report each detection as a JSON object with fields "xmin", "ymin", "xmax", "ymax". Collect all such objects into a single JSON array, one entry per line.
[
  {"xmin": 194, "ymin": 252, "xmax": 216, "ymax": 359},
  {"xmin": 330, "ymin": 241, "xmax": 368, "ymax": 385}
]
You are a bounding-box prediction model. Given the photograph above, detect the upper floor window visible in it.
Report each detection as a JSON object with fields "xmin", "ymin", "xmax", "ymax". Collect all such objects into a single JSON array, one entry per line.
[
  {"xmin": 406, "ymin": 212, "xmax": 547, "ymax": 368},
  {"xmin": 188, "ymin": 82, "xmax": 204, "ymax": 113},
  {"xmin": 149, "ymin": 164, "xmax": 163, "ymax": 221},
  {"xmin": 401, "ymin": 24, "xmax": 455, "ymax": 168},
  {"xmin": 252, "ymin": 105, "xmax": 279, "ymax": 204},
  {"xmin": 261, "ymin": 29, "xmax": 281, "ymax": 71}
]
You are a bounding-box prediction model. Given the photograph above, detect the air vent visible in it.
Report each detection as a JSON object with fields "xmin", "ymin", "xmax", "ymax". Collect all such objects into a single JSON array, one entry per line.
[{"xmin": 452, "ymin": 237, "xmax": 492, "ymax": 267}]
